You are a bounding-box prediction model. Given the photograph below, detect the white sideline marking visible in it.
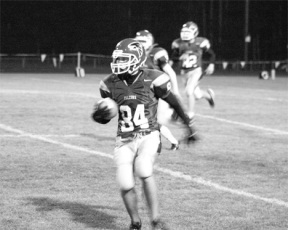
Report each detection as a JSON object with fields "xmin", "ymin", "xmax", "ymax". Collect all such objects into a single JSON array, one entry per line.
[
  {"xmin": 0, "ymin": 124, "xmax": 112, "ymax": 159},
  {"xmin": 1, "ymin": 123, "xmax": 288, "ymax": 208},
  {"xmin": 155, "ymin": 167, "xmax": 288, "ymax": 208},
  {"xmin": 197, "ymin": 114, "xmax": 288, "ymax": 135},
  {"xmin": 0, "ymin": 134, "xmax": 80, "ymax": 138}
]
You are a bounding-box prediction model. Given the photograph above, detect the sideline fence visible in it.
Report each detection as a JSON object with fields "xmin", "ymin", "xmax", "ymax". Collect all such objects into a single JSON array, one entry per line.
[{"xmin": 0, "ymin": 53, "xmax": 287, "ymax": 76}]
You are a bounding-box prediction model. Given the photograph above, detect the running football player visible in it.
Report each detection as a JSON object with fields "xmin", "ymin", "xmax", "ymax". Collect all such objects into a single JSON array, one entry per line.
[
  {"xmin": 92, "ymin": 38, "xmax": 198, "ymax": 230},
  {"xmin": 135, "ymin": 30, "xmax": 181, "ymax": 151},
  {"xmin": 170, "ymin": 21, "xmax": 216, "ymax": 119}
]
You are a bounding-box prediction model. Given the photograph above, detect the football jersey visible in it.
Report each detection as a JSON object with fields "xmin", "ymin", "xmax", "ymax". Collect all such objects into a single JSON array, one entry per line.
[
  {"xmin": 171, "ymin": 37, "xmax": 211, "ymax": 70},
  {"xmin": 99, "ymin": 69, "xmax": 171, "ymax": 138},
  {"xmin": 144, "ymin": 46, "xmax": 169, "ymax": 71}
]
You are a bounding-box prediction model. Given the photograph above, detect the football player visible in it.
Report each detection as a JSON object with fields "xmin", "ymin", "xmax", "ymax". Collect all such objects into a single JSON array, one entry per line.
[
  {"xmin": 170, "ymin": 21, "xmax": 216, "ymax": 119},
  {"xmin": 135, "ymin": 30, "xmax": 181, "ymax": 151},
  {"xmin": 92, "ymin": 38, "xmax": 198, "ymax": 230}
]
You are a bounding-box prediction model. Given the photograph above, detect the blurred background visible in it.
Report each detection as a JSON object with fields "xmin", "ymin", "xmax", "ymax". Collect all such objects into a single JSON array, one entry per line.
[{"xmin": 0, "ymin": 0, "xmax": 287, "ymax": 74}]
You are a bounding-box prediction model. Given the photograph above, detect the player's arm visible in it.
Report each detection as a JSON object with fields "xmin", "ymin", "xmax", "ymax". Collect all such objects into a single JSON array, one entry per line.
[
  {"xmin": 162, "ymin": 64, "xmax": 180, "ymax": 98},
  {"xmin": 155, "ymin": 49, "xmax": 181, "ymax": 97},
  {"xmin": 152, "ymin": 74, "xmax": 198, "ymax": 142},
  {"xmin": 169, "ymin": 40, "xmax": 180, "ymax": 67},
  {"xmin": 201, "ymin": 39, "xmax": 216, "ymax": 75},
  {"xmin": 91, "ymin": 80, "xmax": 112, "ymax": 124}
]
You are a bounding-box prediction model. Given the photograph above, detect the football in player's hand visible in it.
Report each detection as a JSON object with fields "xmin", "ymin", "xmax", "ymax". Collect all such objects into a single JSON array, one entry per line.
[{"xmin": 95, "ymin": 98, "xmax": 118, "ymax": 119}]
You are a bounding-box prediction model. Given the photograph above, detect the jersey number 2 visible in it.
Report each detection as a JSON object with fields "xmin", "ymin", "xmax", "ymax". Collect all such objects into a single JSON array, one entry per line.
[
  {"xmin": 182, "ymin": 54, "xmax": 197, "ymax": 68},
  {"xmin": 120, "ymin": 104, "xmax": 149, "ymax": 132}
]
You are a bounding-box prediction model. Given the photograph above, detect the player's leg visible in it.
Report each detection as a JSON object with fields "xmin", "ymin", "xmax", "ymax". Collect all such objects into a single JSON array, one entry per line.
[
  {"xmin": 160, "ymin": 125, "xmax": 179, "ymax": 150},
  {"xmin": 114, "ymin": 138, "xmax": 141, "ymax": 227},
  {"xmin": 135, "ymin": 131, "xmax": 162, "ymax": 221},
  {"xmin": 184, "ymin": 67, "xmax": 202, "ymax": 118},
  {"xmin": 194, "ymin": 86, "xmax": 215, "ymax": 107},
  {"xmin": 157, "ymin": 99, "xmax": 179, "ymax": 150},
  {"xmin": 206, "ymin": 88, "xmax": 215, "ymax": 107},
  {"xmin": 122, "ymin": 189, "xmax": 142, "ymax": 229}
]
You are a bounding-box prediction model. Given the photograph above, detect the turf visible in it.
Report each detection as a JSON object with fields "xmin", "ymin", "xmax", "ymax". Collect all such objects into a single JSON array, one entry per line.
[{"xmin": 0, "ymin": 73, "xmax": 287, "ymax": 230}]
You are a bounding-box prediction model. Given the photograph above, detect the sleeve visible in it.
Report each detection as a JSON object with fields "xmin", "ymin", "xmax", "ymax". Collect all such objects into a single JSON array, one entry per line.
[
  {"xmin": 201, "ymin": 38, "xmax": 216, "ymax": 64},
  {"xmin": 204, "ymin": 48, "xmax": 216, "ymax": 64},
  {"xmin": 154, "ymin": 49, "xmax": 169, "ymax": 70},
  {"xmin": 151, "ymin": 73, "xmax": 171, "ymax": 99},
  {"xmin": 170, "ymin": 40, "xmax": 180, "ymax": 62},
  {"xmin": 99, "ymin": 80, "xmax": 112, "ymax": 98}
]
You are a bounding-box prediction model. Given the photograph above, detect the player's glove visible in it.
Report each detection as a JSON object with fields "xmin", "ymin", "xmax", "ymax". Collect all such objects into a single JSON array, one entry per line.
[{"xmin": 91, "ymin": 104, "xmax": 111, "ymax": 124}]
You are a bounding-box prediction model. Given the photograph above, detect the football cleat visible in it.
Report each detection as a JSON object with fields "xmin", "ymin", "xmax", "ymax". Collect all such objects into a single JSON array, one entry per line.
[
  {"xmin": 170, "ymin": 142, "xmax": 180, "ymax": 151},
  {"xmin": 129, "ymin": 221, "xmax": 142, "ymax": 230},
  {"xmin": 207, "ymin": 88, "xmax": 215, "ymax": 108},
  {"xmin": 151, "ymin": 219, "xmax": 169, "ymax": 230}
]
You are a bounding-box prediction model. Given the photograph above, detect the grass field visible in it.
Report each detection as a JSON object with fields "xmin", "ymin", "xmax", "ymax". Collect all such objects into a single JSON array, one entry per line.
[{"xmin": 0, "ymin": 73, "xmax": 288, "ymax": 230}]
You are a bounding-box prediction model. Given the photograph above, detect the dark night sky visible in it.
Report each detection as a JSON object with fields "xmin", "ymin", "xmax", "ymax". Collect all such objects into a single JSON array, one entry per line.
[{"xmin": 0, "ymin": 0, "xmax": 287, "ymax": 61}]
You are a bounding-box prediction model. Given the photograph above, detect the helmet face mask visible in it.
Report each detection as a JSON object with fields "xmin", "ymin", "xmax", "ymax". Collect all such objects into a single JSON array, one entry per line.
[
  {"xmin": 111, "ymin": 38, "xmax": 146, "ymax": 75},
  {"xmin": 135, "ymin": 30, "xmax": 154, "ymax": 52},
  {"xmin": 180, "ymin": 21, "xmax": 199, "ymax": 41}
]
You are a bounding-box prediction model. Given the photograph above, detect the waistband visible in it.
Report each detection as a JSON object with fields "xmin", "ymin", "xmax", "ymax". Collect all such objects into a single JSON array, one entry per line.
[{"xmin": 118, "ymin": 130, "xmax": 154, "ymax": 140}]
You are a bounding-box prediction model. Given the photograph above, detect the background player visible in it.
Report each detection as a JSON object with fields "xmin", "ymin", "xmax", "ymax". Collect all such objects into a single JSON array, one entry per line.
[
  {"xmin": 92, "ymin": 38, "xmax": 197, "ymax": 230},
  {"xmin": 170, "ymin": 21, "xmax": 216, "ymax": 119},
  {"xmin": 135, "ymin": 30, "xmax": 181, "ymax": 150}
]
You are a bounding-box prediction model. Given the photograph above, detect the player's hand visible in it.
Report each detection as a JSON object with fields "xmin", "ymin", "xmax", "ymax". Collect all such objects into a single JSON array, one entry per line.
[
  {"xmin": 93, "ymin": 104, "xmax": 111, "ymax": 118},
  {"xmin": 205, "ymin": 63, "xmax": 215, "ymax": 75},
  {"xmin": 91, "ymin": 104, "xmax": 111, "ymax": 124}
]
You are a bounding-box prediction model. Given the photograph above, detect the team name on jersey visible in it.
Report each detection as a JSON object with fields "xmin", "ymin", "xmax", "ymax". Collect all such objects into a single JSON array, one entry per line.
[{"xmin": 124, "ymin": 95, "xmax": 137, "ymax": 100}]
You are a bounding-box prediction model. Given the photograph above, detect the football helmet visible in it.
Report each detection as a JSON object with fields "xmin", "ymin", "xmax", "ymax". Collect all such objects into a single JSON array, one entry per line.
[
  {"xmin": 135, "ymin": 30, "xmax": 154, "ymax": 51},
  {"xmin": 180, "ymin": 21, "xmax": 199, "ymax": 41},
  {"xmin": 111, "ymin": 38, "xmax": 146, "ymax": 75}
]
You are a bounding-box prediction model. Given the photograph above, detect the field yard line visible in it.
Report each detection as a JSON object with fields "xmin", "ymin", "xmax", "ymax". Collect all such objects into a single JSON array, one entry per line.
[
  {"xmin": 0, "ymin": 123, "xmax": 112, "ymax": 159},
  {"xmin": 197, "ymin": 114, "xmax": 288, "ymax": 135},
  {"xmin": 155, "ymin": 167, "xmax": 288, "ymax": 208},
  {"xmin": 1, "ymin": 123, "xmax": 288, "ymax": 208}
]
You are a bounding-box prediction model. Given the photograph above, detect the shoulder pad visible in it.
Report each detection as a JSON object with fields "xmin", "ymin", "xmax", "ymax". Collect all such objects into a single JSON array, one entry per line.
[
  {"xmin": 197, "ymin": 37, "xmax": 211, "ymax": 49},
  {"xmin": 100, "ymin": 74, "xmax": 119, "ymax": 95},
  {"xmin": 171, "ymin": 38, "xmax": 181, "ymax": 49},
  {"xmin": 152, "ymin": 47, "xmax": 169, "ymax": 61},
  {"xmin": 151, "ymin": 72, "xmax": 170, "ymax": 88}
]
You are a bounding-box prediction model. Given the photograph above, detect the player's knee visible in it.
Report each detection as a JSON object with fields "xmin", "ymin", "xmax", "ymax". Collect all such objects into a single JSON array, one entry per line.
[
  {"xmin": 185, "ymin": 89, "xmax": 194, "ymax": 97},
  {"xmin": 116, "ymin": 165, "xmax": 135, "ymax": 191},
  {"xmin": 135, "ymin": 157, "xmax": 154, "ymax": 178},
  {"xmin": 193, "ymin": 86, "xmax": 203, "ymax": 99}
]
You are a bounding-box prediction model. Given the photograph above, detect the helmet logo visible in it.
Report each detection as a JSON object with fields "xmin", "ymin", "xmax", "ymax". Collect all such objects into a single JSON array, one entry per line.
[{"xmin": 128, "ymin": 43, "xmax": 143, "ymax": 60}]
